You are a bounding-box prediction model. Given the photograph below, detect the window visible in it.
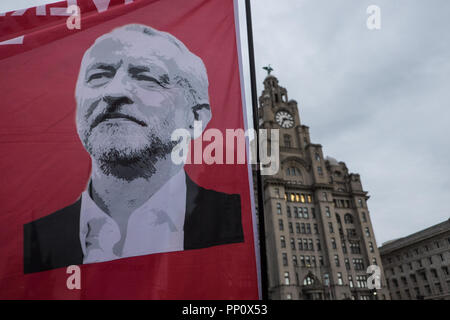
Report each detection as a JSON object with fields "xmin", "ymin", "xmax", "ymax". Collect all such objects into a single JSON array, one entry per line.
[
  {"xmin": 331, "ymin": 238, "xmax": 337, "ymax": 249},
  {"xmin": 311, "ymin": 256, "xmax": 317, "ymax": 267},
  {"xmin": 345, "ymin": 258, "xmax": 351, "ymax": 270},
  {"xmin": 372, "ymin": 257, "xmax": 377, "ymax": 265},
  {"xmin": 325, "ymin": 206, "xmax": 331, "ymax": 217},
  {"xmin": 365, "ymin": 227, "xmax": 371, "ymax": 237},
  {"xmin": 298, "ymin": 239, "xmax": 303, "ymax": 250},
  {"xmin": 286, "ymin": 293, "xmax": 292, "ymax": 300},
  {"xmin": 311, "ymin": 208, "xmax": 316, "ymax": 218},
  {"xmin": 342, "ymin": 240, "xmax": 347, "ymax": 253},
  {"xmin": 289, "ymin": 222, "xmax": 293, "ymax": 233},
  {"xmin": 356, "ymin": 275, "xmax": 368, "ymax": 288},
  {"xmin": 307, "ymin": 195, "xmax": 312, "ymax": 203},
  {"xmin": 282, "ymin": 253, "xmax": 288, "ymax": 266},
  {"xmin": 280, "ymin": 236, "xmax": 286, "ymax": 248},
  {"xmin": 317, "ymin": 166, "xmax": 323, "ymax": 176},
  {"xmin": 315, "ymin": 152, "xmax": 320, "ymax": 161},
  {"xmin": 350, "ymin": 241, "xmax": 361, "ymax": 254},
  {"xmin": 303, "ymin": 207, "xmax": 309, "ymax": 218},
  {"xmin": 293, "ymin": 207, "xmax": 298, "ymax": 218},
  {"xmin": 353, "ymin": 258, "xmax": 364, "ymax": 270},
  {"xmin": 361, "ymin": 212, "xmax": 367, "ymax": 222},
  {"xmin": 436, "ymin": 282, "xmax": 443, "ymax": 293},
  {"xmin": 301, "ymin": 223, "xmax": 306, "ymax": 234},
  {"xmin": 425, "ymin": 285, "xmax": 431, "ymax": 295},
  {"xmin": 284, "ymin": 134, "xmax": 291, "ymax": 148},
  {"xmin": 369, "ymin": 242, "xmax": 374, "ymax": 253},
  {"xmin": 337, "ymin": 272, "xmax": 343, "ymax": 286},
  {"xmin": 329, "ymin": 222, "xmax": 334, "ymax": 233},
  {"xmin": 308, "ymin": 239, "xmax": 314, "ymax": 251},
  {"xmin": 324, "ymin": 274, "xmax": 330, "ymax": 286},
  {"xmin": 319, "ymin": 256, "xmax": 324, "ymax": 266},
  {"xmin": 348, "ymin": 275, "xmax": 354, "ymax": 288},
  {"xmin": 431, "ymin": 269, "xmax": 438, "ymax": 278},
  {"xmin": 410, "ymin": 274, "xmax": 417, "ymax": 283},
  {"xmin": 344, "ymin": 213, "xmax": 353, "ymax": 224},
  {"xmin": 300, "ymin": 256, "xmax": 305, "ymax": 267},
  {"xmin": 290, "ymin": 238, "xmax": 296, "ymax": 250},
  {"xmin": 276, "ymin": 203, "xmax": 282, "ymax": 215},
  {"xmin": 300, "ymin": 194, "xmax": 305, "ymax": 203},
  {"xmin": 296, "ymin": 222, "xmax": 300, "ymax": 233},
  {"xmin": 303, "ymin": 239, "xmax": 308, "ymax": 251},
  {"xmin": 358, "ymin": 199, "xmax": 364, "ymax": 208},
  {"xmin": 314, "ymin": 224, "xmax": 319, "ymax": 234},
  {"xmin": 428, "ymin": 257, "xmax": 433, "ymax": 265},
  {"xmin": 316, "ymin": 239, "xmax": 321, "ymax": 251},
  {"xmin": 293, "ymin": 255, "xmax": 298, "ymax": 266},
  {"xmin": 334, "ymin": 255, "xmax": 340, "ymax": 267},
  {"xmin": 290, "ymin": 193, "xmax": 295, "ymax": 202},
  {"xmin": 295, "ymin": 193, "xmax": 300, "ymax": 202},
  {"xmin": 323, "ymin": 192, "xmax": 328, "ymax": 201},
  {"xmin": 284, "ymin": 272, "xmax": 290, "ymax": 285},
  {"xmin": 305, "ymin": 256, "xmax": 311, "ymax": 267},
  {"xmin": 278, "ymin": 219, "xmax": 284, "ymax": 231},
  {"xmin": 306, "ymin": 223, "xmax": 311, "ymax": 234},
  {"xmin": 286, "ymin": 206, "xmax": 291, "ymax": 218},
  {"xmin": 304, "ymin": 275, "xmax": 314, "ymax": 286},
  {"xmin": 442, "ymin": 266, "xmax": 449, "ymax": 275}
]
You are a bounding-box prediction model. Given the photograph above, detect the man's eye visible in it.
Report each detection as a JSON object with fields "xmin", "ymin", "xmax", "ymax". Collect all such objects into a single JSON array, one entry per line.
[
  {"xmin": 134, "ymin": 73, "xmax": 168, "ymax": 88},
  {"xmin": 87, "ymin": 72, "xmax": 113, "ymax": 84}
]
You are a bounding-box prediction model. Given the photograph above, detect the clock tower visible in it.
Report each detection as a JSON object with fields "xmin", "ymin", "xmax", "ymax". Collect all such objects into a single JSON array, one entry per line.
[{"xmin": 255, "ymin": 71, "xmax": 390, "ymax": 300}]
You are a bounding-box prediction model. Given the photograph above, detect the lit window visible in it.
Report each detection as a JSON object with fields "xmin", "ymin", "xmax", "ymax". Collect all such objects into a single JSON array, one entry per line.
[
  {"xmin": 307, "ymin": 195, "xmax": 312, "ymax": 203},
  {"xmin": 295, "ymin": 193, "xmax": 300, "ymax": 202},
  {"xmin": 300, "ymin": 194, "xmax": 306, "ymax": 203},
  {"xmin": 290, "ymin": 193, "xmax": 295, "ymax": 202}
]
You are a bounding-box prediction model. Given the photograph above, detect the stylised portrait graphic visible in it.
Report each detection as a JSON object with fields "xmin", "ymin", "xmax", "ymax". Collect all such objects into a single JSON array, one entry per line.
[{"xmin": 23, "ymin": 24, "xmax": 243, "ymax": 274}]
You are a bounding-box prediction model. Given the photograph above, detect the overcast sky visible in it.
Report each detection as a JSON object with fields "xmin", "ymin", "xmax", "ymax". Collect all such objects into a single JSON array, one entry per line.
[
  {"xmin": 2, "ymin": 0, "xmax": 449, "ymax": 246},
  {"xmin": 247, "ymin": 0, "xmax": 450, "ymax": 245}
]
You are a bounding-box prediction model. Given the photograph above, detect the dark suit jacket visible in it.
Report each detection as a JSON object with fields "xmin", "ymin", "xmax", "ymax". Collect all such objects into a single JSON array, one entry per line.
[{"xmin": 23, "ymin": 174, "xmax": 243, "ymax": 274}]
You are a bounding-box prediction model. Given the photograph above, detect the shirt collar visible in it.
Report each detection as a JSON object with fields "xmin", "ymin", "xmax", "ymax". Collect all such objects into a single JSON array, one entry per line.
[{"xmin": 79, "ymin": 169, "xmax": 187, "ymax": 259}]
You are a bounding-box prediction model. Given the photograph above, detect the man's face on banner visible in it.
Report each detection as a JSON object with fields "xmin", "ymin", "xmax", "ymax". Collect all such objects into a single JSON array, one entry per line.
[{"xmin": 75, "ymin": 27, "xmax": 208, "ymax": 179}]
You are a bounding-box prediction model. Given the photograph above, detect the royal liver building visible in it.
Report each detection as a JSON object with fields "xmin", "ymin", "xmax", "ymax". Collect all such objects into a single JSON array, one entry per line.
[{"xmin": 255, "ymin": 72, "xmax": 390, "ymax": 300}]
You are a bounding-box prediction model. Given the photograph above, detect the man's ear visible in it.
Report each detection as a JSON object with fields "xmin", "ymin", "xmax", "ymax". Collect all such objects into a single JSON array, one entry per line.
[{"xmin": 187, "ymin": 103, "xmax": 212, "ymax": 139}]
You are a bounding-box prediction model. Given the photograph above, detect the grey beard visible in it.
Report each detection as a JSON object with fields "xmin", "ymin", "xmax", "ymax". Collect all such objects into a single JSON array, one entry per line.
[{"xmin": 95, "ymin": 137, "xmax": 178, "ymax": 181}]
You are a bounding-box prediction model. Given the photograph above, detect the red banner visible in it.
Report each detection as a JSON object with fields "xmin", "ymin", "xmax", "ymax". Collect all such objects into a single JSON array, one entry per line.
[{"xmin": 0, "ymin": 0, "xmax": 259, "ymax": 299}]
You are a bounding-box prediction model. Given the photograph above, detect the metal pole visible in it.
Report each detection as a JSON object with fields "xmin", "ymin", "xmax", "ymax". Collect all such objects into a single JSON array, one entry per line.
[{"xmin": 245, "ymin": 0, "xmax": 269, "ymax": 300}]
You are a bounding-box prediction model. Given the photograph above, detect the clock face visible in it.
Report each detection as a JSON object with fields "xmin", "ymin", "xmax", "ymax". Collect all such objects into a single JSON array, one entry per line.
[{"xmin": 275, "ymin": 111, "xmax": 294, "ymax": 128}]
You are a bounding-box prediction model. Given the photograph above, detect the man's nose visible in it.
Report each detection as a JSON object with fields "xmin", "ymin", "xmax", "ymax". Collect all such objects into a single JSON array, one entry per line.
[{"xmin": 102, "ymin": 70, "xmax": 134, "ymax": 111}]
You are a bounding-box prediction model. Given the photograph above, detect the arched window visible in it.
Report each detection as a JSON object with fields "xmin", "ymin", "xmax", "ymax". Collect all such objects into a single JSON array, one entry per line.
[
  {"xmin": 344, "ymin": 213, "xmax": 353, "ymax": 224},
  {"xmin": 284, "ymin": 134, "xmax": 292, "ymax": 148}
]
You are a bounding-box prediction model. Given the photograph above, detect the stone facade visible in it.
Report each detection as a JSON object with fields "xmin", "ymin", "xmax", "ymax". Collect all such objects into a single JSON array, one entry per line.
[
  {"xmin": 379, "ymin": 219, "xmax": 450, "ymax": 300},
  {"xmin": 254, "ymin": 74, "xmax": 390, "ymax": 300}
]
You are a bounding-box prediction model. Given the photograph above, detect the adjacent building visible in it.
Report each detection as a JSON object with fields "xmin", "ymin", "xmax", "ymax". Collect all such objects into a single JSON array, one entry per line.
[
  {"xmin": 379, "ymin": 219, "xmax": 450, "ymax": 300},
  {"xmin": 254, "ymin": 73, "xmax": 390, "ymax": 300}
]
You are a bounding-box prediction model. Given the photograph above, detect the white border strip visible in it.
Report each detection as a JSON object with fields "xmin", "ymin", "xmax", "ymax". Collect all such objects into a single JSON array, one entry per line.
[{"xmin": 233, "ymin": 0, "xmax": 262, "ymax": 300}]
